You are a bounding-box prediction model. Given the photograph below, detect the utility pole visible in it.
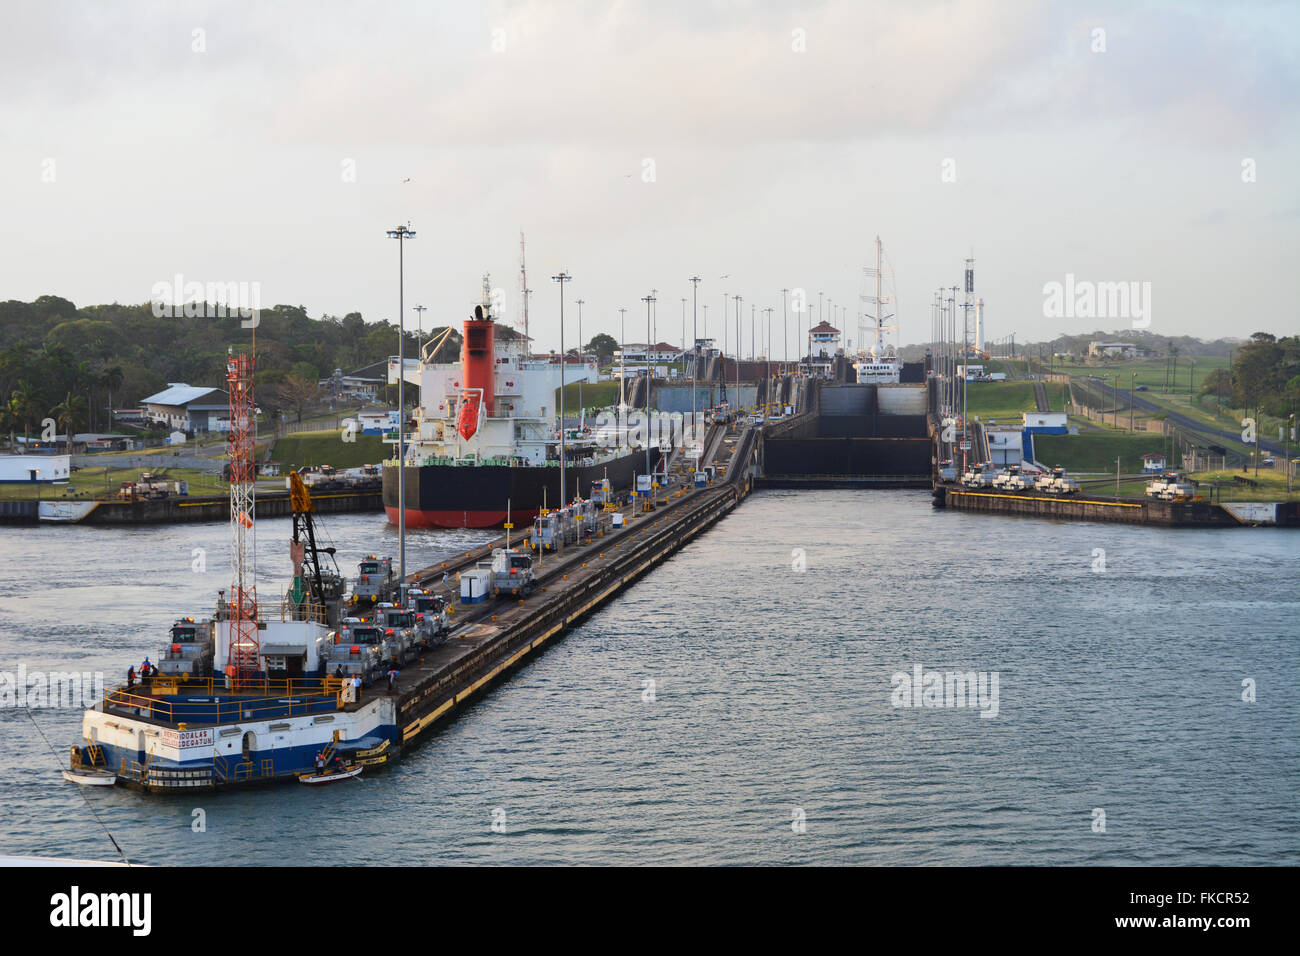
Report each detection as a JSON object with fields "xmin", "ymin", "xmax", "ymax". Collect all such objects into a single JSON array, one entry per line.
[
  {"xmin": 413, "ymin": 304, "xmax": 427, "ymax": 344},
  {"xmin": 385, "ymin": 223, "xmax": 415, "ymax": 601},
  {"xmin": 551, "ymin": 271, "xmax": 571, "ymax": 510},
  {"xmin": 1130, "ymin": 371, "xmax": 1136, "ymax": 433}
]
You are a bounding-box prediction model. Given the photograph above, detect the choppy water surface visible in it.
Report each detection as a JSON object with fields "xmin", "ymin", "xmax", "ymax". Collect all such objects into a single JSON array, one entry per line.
[{"xmin": 0, "ymin": 491, "xmax": 1295, "ymax": 865}]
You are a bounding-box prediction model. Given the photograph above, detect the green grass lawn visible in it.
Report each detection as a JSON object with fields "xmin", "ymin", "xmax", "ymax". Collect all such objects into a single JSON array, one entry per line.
[
  {"xmin": 270, "ymin": 429, "xmax": 389, "ymax": 471},
  {"xmin": 556, "ymin": 380, "xmax": 622, "ymax": 412},
  {"xmin": 964, "ymin": 382, "xmax": 1039, "ymax": 422},
  {"xmin": 1189, "ymin": 469, "xmax": 1300, "ymax": 502},
  {"xmin": 1057, "ymin": 356, "xmax": 1231, "ymax": 392},
  {"xmin": 1033, "ymin": 432, "xmax": 1174, "ymax": 474},
  {"xmin": 2, "ymin": 465, "xmax": 230, "ymax": 500}
]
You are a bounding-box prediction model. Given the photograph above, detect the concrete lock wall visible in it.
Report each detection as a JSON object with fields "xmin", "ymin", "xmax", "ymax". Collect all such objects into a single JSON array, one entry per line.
[
  {"xmin": 877, "ymin": 386, "xmax": 928, "ymax": 415},
  {"xmin": 652, "ymin": 384, "xmax": 758, "ymax": 413},
  {"xmin": 765, "ymin": 438, "xmax": 930, "ymax": 476},
  {"xmin": 820, "ymin": 385, "xmax": 876, "ymax": 416},
  {"xmin": 814, "ymin": 414, "xmax": 928, "ymax": 439}
]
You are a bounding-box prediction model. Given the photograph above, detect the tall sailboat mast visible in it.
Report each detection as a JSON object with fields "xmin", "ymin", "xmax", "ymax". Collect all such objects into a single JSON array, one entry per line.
[{"xmin": 874, "ymin": 235, "xmax": 884, "ymax": 360}]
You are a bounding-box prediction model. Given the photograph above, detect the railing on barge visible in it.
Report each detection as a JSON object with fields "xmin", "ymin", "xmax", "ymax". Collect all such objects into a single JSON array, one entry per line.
[{"xmin": 101, "ymin": 675, "xmax": 347, "ymax": 726}]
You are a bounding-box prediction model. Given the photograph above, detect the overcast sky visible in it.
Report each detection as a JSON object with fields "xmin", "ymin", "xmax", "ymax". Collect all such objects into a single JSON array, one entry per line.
[{"xmin": 4, "ymin": 0, "xmax": 1298, "ymax": 358}]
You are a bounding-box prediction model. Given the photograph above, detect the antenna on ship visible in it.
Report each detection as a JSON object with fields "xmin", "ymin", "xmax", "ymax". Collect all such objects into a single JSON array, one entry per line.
[{"xmin": 519, "ymin": 231, "xmax": 530, "ymax": 345}]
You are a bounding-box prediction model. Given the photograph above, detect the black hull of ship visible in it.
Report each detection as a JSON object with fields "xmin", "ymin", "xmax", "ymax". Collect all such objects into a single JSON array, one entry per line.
[{"xmin": 382, "ymin": 449, "xmax": 663, "ymax": 528}]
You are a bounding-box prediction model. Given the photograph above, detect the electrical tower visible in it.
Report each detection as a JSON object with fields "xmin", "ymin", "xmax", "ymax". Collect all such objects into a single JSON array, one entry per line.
[{"xmin": 226, "ymin": 348, "xmax": 259, "ymax": 679}]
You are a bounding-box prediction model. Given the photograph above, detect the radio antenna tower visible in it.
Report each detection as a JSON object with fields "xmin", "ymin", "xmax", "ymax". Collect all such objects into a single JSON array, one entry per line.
[{"xmin": 226, "ymin": 347, "xmax": 259, "ymax": 680}]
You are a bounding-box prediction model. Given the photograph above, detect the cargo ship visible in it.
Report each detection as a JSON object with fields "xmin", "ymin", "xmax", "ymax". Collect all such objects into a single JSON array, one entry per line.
[{"xmin": 383, "ymin": 277, "xmax": 660, "ymax": 528}]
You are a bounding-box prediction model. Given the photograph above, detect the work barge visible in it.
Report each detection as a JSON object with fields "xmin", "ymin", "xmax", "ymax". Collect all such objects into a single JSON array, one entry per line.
[{"xmin": 73, "ymin": 421, "xmax": 760, "ymax": 791}]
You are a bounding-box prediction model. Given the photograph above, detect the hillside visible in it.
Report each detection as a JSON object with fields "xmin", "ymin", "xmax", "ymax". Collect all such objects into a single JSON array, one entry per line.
[{"xmin": 0, "ymin": 296, "xmax": 462, "ymax": 439}]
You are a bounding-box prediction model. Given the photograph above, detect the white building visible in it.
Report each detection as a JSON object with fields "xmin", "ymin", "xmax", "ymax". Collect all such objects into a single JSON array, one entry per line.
[
  {"xmin": 1022, "ymin": 412, "xmax": 1068, "ymax": 432},
  {"xmin": 1087, "ymin": 341, "xmax": 1152, "ymax": 359},
  {"xmin": 140, "ymin": 384, "xmax": 230, "ymax": 433},
  {"xmin": 985, "ymin": 428, "xmax": 1024, "ymax": 467},
  {"xmin": 615, "ymin": 343, "xmax": 683, "ymax": 363},
  {"xmin": 0, "ymin": 454, "xmax": 71, "ymax": 483}
]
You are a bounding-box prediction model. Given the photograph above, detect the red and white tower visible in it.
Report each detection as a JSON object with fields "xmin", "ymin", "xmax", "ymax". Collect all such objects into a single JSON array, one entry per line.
[{"xmin": 226, "ymin": 348, "xmax": 259, "ymax": 679}]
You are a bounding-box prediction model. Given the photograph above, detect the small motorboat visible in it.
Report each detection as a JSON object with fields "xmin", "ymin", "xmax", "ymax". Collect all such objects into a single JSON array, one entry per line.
[
  {"xmin": 298, "ymin": 764, "xmax": 362, "ymax": 785},
  {"xmin": 62, "ymin": 768, "xmax": 117, "ymax": 787}
]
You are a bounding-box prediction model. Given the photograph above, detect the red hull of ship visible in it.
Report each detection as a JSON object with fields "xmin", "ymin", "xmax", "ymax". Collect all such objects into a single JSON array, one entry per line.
[{"xmin": 384, "ymin": 506, "xmax": 541, "ymax": 530}]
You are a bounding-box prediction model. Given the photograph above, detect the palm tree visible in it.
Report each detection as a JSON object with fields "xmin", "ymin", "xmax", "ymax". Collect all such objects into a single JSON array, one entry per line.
[
  {"xmin": 8, "ymin": 381, "xmax": 37, "ymax": 450},
  {"xmin": 52, "ymin": 392, "xmax": 87, "ymax": 454}
]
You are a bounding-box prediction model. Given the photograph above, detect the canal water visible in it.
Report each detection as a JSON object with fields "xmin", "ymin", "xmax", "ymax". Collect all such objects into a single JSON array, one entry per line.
[{"xmin": 0, "ymin": 490, "xmax": 1295, "ymax": 865}]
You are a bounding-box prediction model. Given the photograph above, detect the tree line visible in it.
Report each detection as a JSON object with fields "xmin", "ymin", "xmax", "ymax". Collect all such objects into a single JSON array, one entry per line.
[
  {"xmin": 0, "ymin": 295, "xmax": 463, "ymax": 440},
  {"xmin": 1200, "ymin": 332, "xmax": 1300, "ymax": 421}
]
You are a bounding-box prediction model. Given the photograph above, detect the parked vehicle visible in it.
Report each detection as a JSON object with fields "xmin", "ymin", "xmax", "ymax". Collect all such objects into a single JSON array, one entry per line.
[
  {"xmin": 406, "ymin": 588, "xmax": 450, "ymax": 648},
  {"xmin": 350, "ymin": 555, "xmax": 395, "ymax": 606},
  {"xmin": 1034, "ymin": 466, "xmax": 1080, "ymax": 495},
  {"xmin": 155, "ymin": 617, "xmax": 214, "ymax": 678},
  {"xmin": 323, "ymin": 618, "xmax": 386, "ymax": 683},
  {"xmin": 1145, "ymin": 472, "xmax": 1196, "ymax": 501},
  {"xmin": 992, "ymin": 465, "xmax": 1032, "ymax": 491},
  {"xmin": 374, "ymin": 602, "xmax": 419, "ymax": 664},
  {"xmin": 489, "ymin": 548, "xmax": 535, "ymax": 598},
  {"xmin": 960, "ymin": 463, "xmax": 996, "ymax": 488}
]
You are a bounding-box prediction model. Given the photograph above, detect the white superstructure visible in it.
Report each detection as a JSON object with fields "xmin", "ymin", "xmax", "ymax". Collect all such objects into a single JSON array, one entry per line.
[{"xmin": 388, "ymin": 276, "xmax": 599, "ymax": 467}]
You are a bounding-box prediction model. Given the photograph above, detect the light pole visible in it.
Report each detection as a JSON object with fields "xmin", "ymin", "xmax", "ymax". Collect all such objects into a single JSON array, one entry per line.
[
  {"xmin": 576, "ymin": 298, "xmax": 585, "ymax": 425},
  {"xmin": 721, "ymin": 285, "xmax": 729, "ymax": 398},
  {"xmin": 642, "ymin": 292, "xmax": 656, "ymax": 482},
  {"xmin": 764, "ymin": 307, "xmax": 774, "ymax": 405},
  {"xmin": 651, "ymin": 289, "xmax": 659, "ymax": 393},
  {"xmin": 618, "ymin": 306, "xmax": 628, "ymax": 448},
  {"xmin": 733, "ymin": 294, "xmax": 742, "ymax": 409},
  {"xmin": 780, "ymin": 288, "xmax": 789, "ymax": 385},
  {"xmin": 690, "ymin": 276, "xmax": 701, "ymax": 462},
  {"xmin": 413, "ymin": 304, "xmax": 426, "ymax": 349},
  {"xmin": 552, "ymin": 272, "xmax": 571, "ymax": 509},
  {"xmin": 750, "ymin": 302, "xmax": 756, "ymax": 362},
  {"xmin": 385, "ymin": 224, "xmax": 415, "ymax": 601}
]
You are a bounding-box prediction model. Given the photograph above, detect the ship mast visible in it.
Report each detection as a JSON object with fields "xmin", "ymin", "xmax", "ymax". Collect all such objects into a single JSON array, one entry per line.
[
  {"xmin": 226, "ymin": 346, "xmax": 259, "ymax": 679},
  {"xmin": 859, "ymin": 235, "xmax": 897, "ymax": 363},
  {"xmin": 519, "ymin": 231, "xmax": 530, "ymax": 346},
  {"xmin": 875, "ymin": 236, "xmax": 884, "ymax": 360}
]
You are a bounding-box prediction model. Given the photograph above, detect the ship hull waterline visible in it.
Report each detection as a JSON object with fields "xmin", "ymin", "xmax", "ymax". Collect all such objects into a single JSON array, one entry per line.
[{"xmin": 383, "ymin": 448, "xmax": 663, "ymax": 529}]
